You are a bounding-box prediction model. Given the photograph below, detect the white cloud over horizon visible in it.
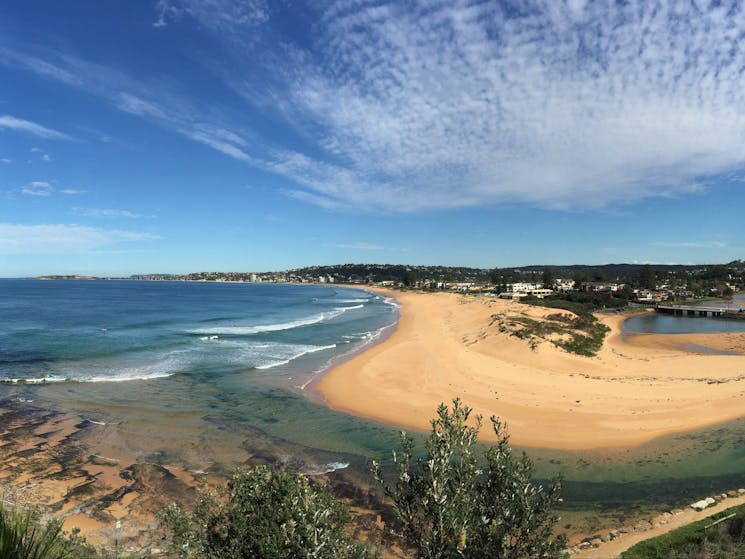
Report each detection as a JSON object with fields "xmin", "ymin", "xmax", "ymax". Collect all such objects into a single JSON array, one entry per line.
[
  {"xmin": 336, "ymin": 242, "xmax": 385, "ymax": 251},
  {"xmin": 0, "ymin": 223, "xmax": 160, "ymax": 254},
  {"xmin": 653, "ymin": 240, "xmax": 727, "ymax": 249},
  {"xmin": 76, "ymin": 207, "xmax": 153, "ymax": 218},
  {"xmin": 6, "ymin": 1, "xmax": 745, "ymax": 213}
]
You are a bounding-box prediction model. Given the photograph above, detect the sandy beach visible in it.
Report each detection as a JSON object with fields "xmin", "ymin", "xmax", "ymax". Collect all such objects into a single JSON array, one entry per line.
[{"xmin": 315, "ymin": 290, "xmax": 745, "ymax": 450}]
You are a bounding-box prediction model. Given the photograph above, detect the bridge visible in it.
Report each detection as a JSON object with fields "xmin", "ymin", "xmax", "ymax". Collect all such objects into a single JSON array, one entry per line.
[{"xmin": 656, "ymin": 304, "xmax": 745, "ymax": 320}]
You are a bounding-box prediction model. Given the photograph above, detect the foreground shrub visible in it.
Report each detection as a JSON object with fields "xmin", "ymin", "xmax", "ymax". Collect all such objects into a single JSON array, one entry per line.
[
  {"xmin": 0, "ymin": 502, "xmax": 94, "ymax": 559},
  {"xmin": 159, "ymin": 465, "xmax": 373, "ymax": 559},
  {"xmin": 372, "ymin": 399, "xmax": 566, "ymax": 559}
]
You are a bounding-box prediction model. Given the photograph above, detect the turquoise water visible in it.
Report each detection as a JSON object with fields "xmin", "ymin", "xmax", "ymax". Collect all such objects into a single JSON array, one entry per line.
[
  {"xmin": 0, "ymin": 279, "xmax": 404, "ymax": 473},
  {"xmin": 2, "ymin": 279, "xmax": 745, "ymax": 518},
  {"xmin": 0, "ymin": 279, "xmax": 396, "ymax": 384}
]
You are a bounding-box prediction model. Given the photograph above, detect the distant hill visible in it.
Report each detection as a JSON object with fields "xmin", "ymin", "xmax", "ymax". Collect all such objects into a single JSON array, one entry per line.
[{"xmin": 128, "ymin": 260, "xmax": 744, "ymax": 287}]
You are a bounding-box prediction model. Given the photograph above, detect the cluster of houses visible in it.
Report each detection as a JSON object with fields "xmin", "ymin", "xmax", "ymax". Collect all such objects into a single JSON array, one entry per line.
[
  {"xmin": 133, "ymin": 268, "xmax": 740, "ymax": 304},
  {"xmin": 401, "ymin": 278, "xmax": 562, "ymax": 299},
  {"xmin": 400, "ymin": 277, "xmax": 726, "ymax": 304}
]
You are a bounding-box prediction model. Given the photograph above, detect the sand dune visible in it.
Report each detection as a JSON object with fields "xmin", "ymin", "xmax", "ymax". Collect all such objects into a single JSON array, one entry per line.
[{"xmin": 315, "ymin": 290, "xmax": 745, "ymax": 449}]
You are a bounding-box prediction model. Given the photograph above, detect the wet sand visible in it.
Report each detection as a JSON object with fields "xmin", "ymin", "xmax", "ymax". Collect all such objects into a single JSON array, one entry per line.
[{"xmin": 316, "ymin": 290, "xmax": 745, "ymax": 449}]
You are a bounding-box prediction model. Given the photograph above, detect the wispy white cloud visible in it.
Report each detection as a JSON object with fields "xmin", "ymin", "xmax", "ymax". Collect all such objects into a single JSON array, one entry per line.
[
  {"xmin": 0, "ymin": 115, "xmax": 72, "ymax": 140},
  {"xmin": 264, "ymin": 213, "xmax": 287, "ymax": 223},
  {"xmin": 9, "ymin": 2, "xmax": 745, "ymax": 213},
  {"xmin": 153, "ymin": 0, "xmax": 176, "ymax": 28},
  {"xmin": 0, "ymin": 223, "xmax": 159, "ymax": 254},
  {"xmin": 283, "ymin": 189, "xmax": 343, "ymax": 210},
  {"xmin": 153, "ymin": 0, "xmax": 269, "ymax": 34},
  {"xmin": 76, "ymin": 207, "xmax": 153, "ymax": 218},
  {"xmin": 0, "ymin": 158, "xmax": 11, "ymax": 164},
  {"xmin": 336, "ymin": 242, "xmax": 385, "ymax": 251},
  {"xmin": 1, "ymin": 48, "xmax": 256, "ymax": 166},
  {"xmin": 115, "ymin": 92, "xmax": 168, "ymax": 120},
  {"xmin": 0, "ymin": 47, "xmax": 83, "ymax": 87},
  {"xmin": 181, "ymin": 124, "xmax": 254, "ymax": 163},
  {"xmin": 631, "ymin": 260, "xmax": 690, "ymax": 266},
  {"xmin": 20, "ymin": 181, "xmax": 82, "ymax": 196},
  {"xmin": 31, "ymin": 147, "xmax": 53, "ymax": 161},
  {"xmin": 653, "ymin": 241, "xmax": 727, "ymax": 249},
  {"xmin": 21, "ymin": 180, "xmax": 52, "ymax": 196},
  {"xmin": 223, "ymin": 0, "xmax": 745, "ymax": 212}
]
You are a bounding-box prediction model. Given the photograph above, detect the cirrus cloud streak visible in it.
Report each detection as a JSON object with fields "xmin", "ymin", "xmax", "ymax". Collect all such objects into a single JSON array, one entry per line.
[
  {"xmin": 7, "ymin": 1, "xmax": 745, "ymax": 213},
  {"xmin": 0, "ymin": 115, "xmax": 72, "ymax": 140},
  {"xmin": 0, "ymin": 223, "xmax": 160, "ymax": 254},
  {"xmin": 228, "ymin": 0, "xmax": 745, "ymax": 211}
]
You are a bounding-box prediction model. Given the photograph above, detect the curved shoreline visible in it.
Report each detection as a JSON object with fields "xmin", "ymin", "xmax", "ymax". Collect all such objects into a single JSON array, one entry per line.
[
  {"xmin": 315, "ymin": 290, "xmax": 745, "ymax": 450},
  {"xmin": 303, "ymin": 292, "xmax": 400, "ymax": 396}
]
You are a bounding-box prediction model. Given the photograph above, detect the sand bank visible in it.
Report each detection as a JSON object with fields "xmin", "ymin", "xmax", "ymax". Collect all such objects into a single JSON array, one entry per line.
[{"xmin": 315, "ymin": 290, "xmax": 745, "ymax": 450}]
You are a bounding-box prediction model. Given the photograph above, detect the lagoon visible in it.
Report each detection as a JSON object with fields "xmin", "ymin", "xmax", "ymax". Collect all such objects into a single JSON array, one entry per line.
[{"xmin": 623, "ymin": 295, "xmax": 745, "ymax": 334}]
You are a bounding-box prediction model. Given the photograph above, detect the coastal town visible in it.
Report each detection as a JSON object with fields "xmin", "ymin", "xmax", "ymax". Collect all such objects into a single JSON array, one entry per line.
[{"xmin": 61, "ymin": 260, "xmax": 743, "ymax": 305}]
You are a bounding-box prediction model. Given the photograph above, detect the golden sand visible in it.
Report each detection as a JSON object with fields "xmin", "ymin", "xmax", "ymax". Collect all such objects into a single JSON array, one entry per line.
[{"xmin": 315, "ymin": 290, "xmax": 745, "ymax": 450}]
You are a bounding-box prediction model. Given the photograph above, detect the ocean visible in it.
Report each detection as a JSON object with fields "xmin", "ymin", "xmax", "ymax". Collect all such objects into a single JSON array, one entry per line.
[
  {"xmin": 0, "ymin": 279, "xmax": 397, "ymax": 384},
  {"xmin": 0, "ymin": 279, "xmax": 404, "ymax": 474}
]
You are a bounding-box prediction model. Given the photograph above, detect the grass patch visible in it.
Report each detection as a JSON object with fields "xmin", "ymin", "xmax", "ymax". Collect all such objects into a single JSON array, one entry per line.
[
  {"xmin": 621, "ymin": 504, "xmax": 745, "ymax": 559},
  {"xmin": 554, "ymin": 322, "xmax": 610, "ymax": 357},
  {"xmin": 491, "ymin": 297, "xmax": 611, "ymax": 357}
]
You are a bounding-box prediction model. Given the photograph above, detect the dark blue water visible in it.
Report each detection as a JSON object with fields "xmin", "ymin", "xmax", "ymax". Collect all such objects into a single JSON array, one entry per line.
[
  {"xmin": 0, "ymin": 279, "xmax": 406, "ymax": 474},
  {"xmin": 0, "ymin": 280, "xmax": 395, "ymax": 384}
]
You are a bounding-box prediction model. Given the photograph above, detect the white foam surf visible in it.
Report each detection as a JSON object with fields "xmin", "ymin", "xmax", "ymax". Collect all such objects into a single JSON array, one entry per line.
[
  {"xmin": 189, "ymin": 305, "xmax": 362, "ymax": 336},
  {"xmin": 304, "ymin": 461, "xmax": 350, "ymax": 475},
  {"xmin": 255, "ymin": 344, "xmax": 337, "ymax": 370},
  {"xmin": 2, "ymin": 375, "xmax": 67, "ymax": 384},
  {"xmin": 190, "ymin": 310, "xmax": 341, "ymax": 336},
  {"xmin": 335, "ymin": 304, "xmax": 364, "ymax": 311}
]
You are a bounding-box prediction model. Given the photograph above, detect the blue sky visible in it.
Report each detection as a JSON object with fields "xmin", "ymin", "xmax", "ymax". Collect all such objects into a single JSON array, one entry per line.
[{"xmin": 1, "ymin": 0, "xmax": 743, "ymax": 277}]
